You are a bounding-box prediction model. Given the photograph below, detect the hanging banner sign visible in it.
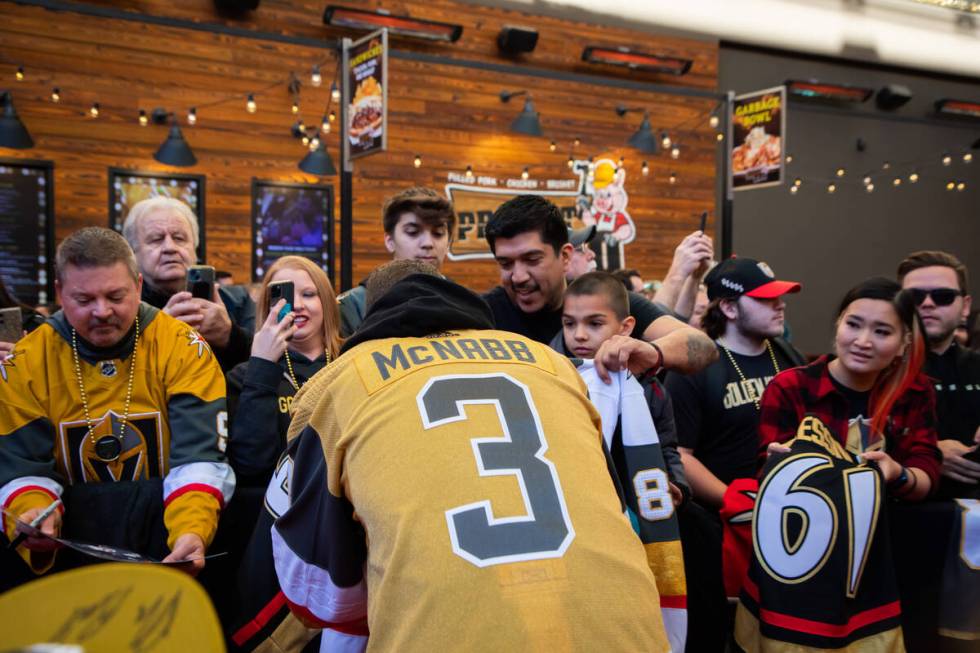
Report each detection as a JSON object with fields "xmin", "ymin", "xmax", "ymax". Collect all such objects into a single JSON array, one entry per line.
[
  {"xmin": 344, "ymin": 29, "xmax": 388, "ymax": 163},
  {"xmin": 730, "ymin": 86, "xmax": 785, "ymax": 190},
  {"xmin": 446, "ymin": 159, "xmax": 637, "ymax": 270}
]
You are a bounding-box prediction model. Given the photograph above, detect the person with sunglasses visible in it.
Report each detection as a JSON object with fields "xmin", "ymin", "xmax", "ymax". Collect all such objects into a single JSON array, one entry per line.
[{"xmin": 898, "ymin": 250, "xmax": 980, "ymax": 498}]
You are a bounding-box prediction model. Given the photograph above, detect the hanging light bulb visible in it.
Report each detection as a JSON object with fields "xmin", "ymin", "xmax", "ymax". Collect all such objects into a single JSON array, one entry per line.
[
  {"xmin": 521, "ymin": 167, "xmax": 530, "ymax": 180},
  {"xmin": 309, "ymin": 136, "xmax": 320, "ymax": 150},
  {"xmin": 246, "ymin": 94, "xmax": 257, "ymax": 113},
  {"xmin": 311, "ymin": 65, "xmax": 322, "ymax": 87},
  {"xmin": 187, "ymin": 107, "xmax": 197, "ymax": 125},
  {"xmin": 790, "ymin": 185, "xmax": 799, "ymax": 195},
  {"xmin": 329, "ymin": 110, "xmax": 336, "ymax": 122},
  {"xmin": 413, "ymin": 154, "xmax": 422, "ymax": 168},
  {"xmin": 709, "ymin": 115, "xmax": 719, "ymax": 128},
  {"xmin": 15, "ymin": 67, "xmax": 24, "ymax": 81},
  {"xmin": 301, "ymin": 135, "xmax": 310, "ymax": 146},
  {"xmin": 668, "ymin": 172, "xmax": 677, "ymax": 185},
  {"xmin": 138, "ymin": 109, "xmax": 148, "ymax": 126},
  {"xmin": 965, "ymin": 153, "xmax": 974, "ymax": 164},
  {"xmin": 715, "ymin": 132, "xmax": 724, "ymax": 142},
  {"xmin": 331, "ymin": 82, "xmax": 341, "ymax": 104},
  {"xmin": 835, "ymin": 167, "xmax": 845, "ymax": 177},
  {"xmin": 465, "ymin": 165, "xmax": 474, "ymax": 180},
  {"xmin": 50, "ymin": 87, "xmax": 60, "ymax": 103},
  {"xmin": 549, "ymin": 140, "xmax": 556, "ymax": 152},
  {"xmin": 957, "ymin": 182, "xmax": 967, "ymax": 191},
  {"xmin": 865, "ymin": 183, "xmax": 874, "ymax": 193},
  {"xmin": 618, "ymin": 156, "xmax": 625, "ymax": 168},
  {"xmin": 893, "ymin": 177, "xmax": 901, "ymax": 187},
  {"xmin": 670, "ymin": 146, "xmax": 680, "ymax": 160},
  {"xmin": 573, "ymin": 137, "xmax": 581, "ymax": 147},
  {"xmin": 321, "ymin": 117, "xmax": 331, "ymax": 134},
  {"xmin": 863, "ymin": 176, "xmax": 872, "ymax": 186},
  {"xmin": 641, "ymin": 161, "xmax": 649, "ymax": 176},
  {"xmin": 827, "ymin": 183, "xmax": 836, "ymax": 194},
  {"xmin": 291, "ymin": 101, "xmax": 300, "ymax": 114},
  {"xmin": 909, "ymin": 172, "xmax": 919, "ymax": 183},
  {"xmin": 566, "ymin": 156, "xmax": 574, "ymax": 169},
  {"xmin": 89, "ymin": 102, "xmax": 100, "ymax": 118},
  {"xmin": 786, "ymin": 155, "xmax": 793, "ymax": 164},
  {"xmin": 660, "ymin": 131, "xmax": 671, "ymax": 149},
  {"xmin": 942, "ymin": 154, "xmax": 952, "ymax": 166},
  {"xmin": 946, "ymin": 181, "xmax": 955, "ymax": 191},
  {"xmin": 793, "ymin": 178, "xmax": 802, "ymax": 187},
  {"xmin": 882, "ymin": 161, "xmax": 891, "ymax": 170}
]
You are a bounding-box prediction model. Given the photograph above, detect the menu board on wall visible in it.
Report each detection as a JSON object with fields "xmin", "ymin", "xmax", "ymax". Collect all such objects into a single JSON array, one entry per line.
[
  {"xmin": 0, "ymin": 160, "xmax": 53, "ymax": 307},
  {"xmin": 344, "ymin": 28, "xmax": 388, "ymax": 163},
  {"xmin": 109, "ymin": 168, "xmax": 206, "ymax": 261},
  {"xmin": 730, "ymin": 86, "xmax": 786, "ymax": 190},
  {"xmin": 251, "ymin": 181, "xmax": 334, "ymax": 282}
]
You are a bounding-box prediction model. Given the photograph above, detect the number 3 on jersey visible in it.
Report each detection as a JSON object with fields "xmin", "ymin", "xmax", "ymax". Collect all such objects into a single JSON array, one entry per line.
[{"xmin": 417, "ymin": 374, "xmax": 575, "ymax": 568}]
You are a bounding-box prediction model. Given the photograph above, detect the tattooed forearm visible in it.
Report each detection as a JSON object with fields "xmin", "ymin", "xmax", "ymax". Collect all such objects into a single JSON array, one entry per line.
[
  {"xmin": 684, "ymin": 331, "xmax": 718, "ymax": 373},
  {"xmin": 649, "ymin": 324, "xmax": 718, "ymax": 375}
]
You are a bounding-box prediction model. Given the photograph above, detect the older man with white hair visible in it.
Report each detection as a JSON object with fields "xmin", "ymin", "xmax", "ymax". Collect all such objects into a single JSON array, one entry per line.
[{"xmin": 122, "ymin": 197, "xmax": 254, "ymax": 369}]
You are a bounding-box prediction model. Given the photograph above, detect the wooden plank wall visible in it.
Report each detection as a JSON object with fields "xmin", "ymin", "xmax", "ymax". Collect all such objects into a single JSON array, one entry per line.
[{"xmin": 0, "ymin": 0, "xmax": 719, "ymax": 294}]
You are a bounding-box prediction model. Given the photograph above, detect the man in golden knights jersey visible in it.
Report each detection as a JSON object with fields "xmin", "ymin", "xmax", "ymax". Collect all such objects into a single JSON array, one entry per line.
[
  {"xmin": 272, "ymin": 261, "xmax": 670, "ymax": 652},
  {"xmin": 0, "ymin": 227, "xmax": 234, "ymax": 576}
]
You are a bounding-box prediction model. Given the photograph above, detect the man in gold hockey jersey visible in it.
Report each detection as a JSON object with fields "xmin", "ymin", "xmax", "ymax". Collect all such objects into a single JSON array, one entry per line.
[
  {"xmin": 0, "ymin": 227, "xmax": 234, "ymax": 577},
  {"xmin": 272, "ymin": 261, "xmax": 670, "ymax": 652}
]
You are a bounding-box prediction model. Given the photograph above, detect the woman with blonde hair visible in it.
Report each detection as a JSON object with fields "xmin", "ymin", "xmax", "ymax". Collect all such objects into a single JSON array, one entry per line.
[{"xmin": 226, "ymin": 256, "xmax": 342, "ymax": 486}]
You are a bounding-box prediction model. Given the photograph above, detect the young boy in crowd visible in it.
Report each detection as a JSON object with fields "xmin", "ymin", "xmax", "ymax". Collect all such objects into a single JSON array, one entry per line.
[{"xmin": 550, "ymin": 271, "xmax": 689, "ymax": 651}]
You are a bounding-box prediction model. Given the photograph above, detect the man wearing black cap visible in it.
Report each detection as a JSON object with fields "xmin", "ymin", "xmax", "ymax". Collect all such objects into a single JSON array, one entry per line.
[{"xmin": 665, "ymin": 257, "xmax": 804, "ymax": 508}]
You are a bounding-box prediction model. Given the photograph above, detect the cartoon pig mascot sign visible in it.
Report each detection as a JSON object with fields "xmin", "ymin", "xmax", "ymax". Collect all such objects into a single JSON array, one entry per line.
[{"xmin": 579, "ymin": 158, "xmax": 636, "ymax": 270}]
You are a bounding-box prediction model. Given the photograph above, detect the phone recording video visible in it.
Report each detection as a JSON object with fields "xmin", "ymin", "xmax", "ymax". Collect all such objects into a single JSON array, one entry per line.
[{"xmin": 268, "ymin": 280, "xmax": 294, "ymax": 323}]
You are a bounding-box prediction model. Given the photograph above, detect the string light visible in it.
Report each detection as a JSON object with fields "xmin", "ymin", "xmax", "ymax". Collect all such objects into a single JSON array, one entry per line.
[
  {"xmin": 790, "ymin": 185, "xmax": 799, "ymax": 195},
  {"xmin": 893, "ymin": 177, "xmax": 901, "ymax": 186},
  {"xmin": 716, "ymin": 132, "xmax": 724, "ymax": 142},
  {"xmin": 660, "ymin": 131, "xmax": 672, "ymax": 149},
  {"xmin": 521, "ymin": 167, "xmax": 530, "ymax": 180},
  {"xmin": 138, "ymin": 109, "xmax": 148, "ymax": 126},
  {"xmin": 301, "ymin": 135, "xmax": 310, "ymax": 146},
  {"xmin": 413, "ymin": 154, "xmax": 422, "ymax": 168},
  {"xmin": 50, "ymin": 87, "xmax": 60, "ymax": 103},
  {"xmin": 668, "ymin": 172, "xmax": 677, "ymax": 184},
  {"xmin": 957, "ymin": 182, "xmax": 967, "ymax": 192},
  {"xmin": 709, "ymin": 115, "xmax": 719, "ymax": 128},
  {"xmin": 321, "ymin": 116, "xmax": 331, "ymax": 134},
  {"xmin": 465, "ymin": 165, "xmax": 474, "ymax": 180},
  {"xmin": 835, "ymin": 168, "xmax": 845, "ymax": 177},
  {"xmin": 574, "ymin": 137, "xmax": 581, "ymax": 147},
  {"xmin": 549, "ymin": 140, "xmax": 556, "ymax": 152},
  {"xmin": 827, "ymin": 183, "xmax": 836, "ymax": 194},
  {"xmin": 670, "ymin": 146, "xmax": 680, "ymax": 160},
  {"xmin": 882, "ymin": 161, "xmax": 891, "ymax": 170},
  {"xmin": 863, "ymin": 176, "xmax": 872, "ymax": 186},
  {"xmin": 618, "ymin": 156, "xmax": 625, "ymax": 168},
  {"xmin": 865, "ymin": 183, "xmax": 874, "ymax": 193},
  {"xmin": 946, "ymin": 181, "xmax": 955, "ymax": 191},
  {"xmin": 331, "ymin": 82, "xmax": 341, "ymax": 103},
  {"xmin": 311, "ymin": 65, "xmax": 322, "ymax": 87},
  {"xmin": 329, "ymin": 110, "xmax": 336, "ymax": 122},
  {"xmin": 965, "ymin": 153, "xmax": 974, "ymax": 164},
  {"xmin": 89, "ymin": 102, "xmax": 100, "ymax": 118},
  {"xmin": 641, "ymin": 161, "xmax": 649, "ymax": 176},
  {"xmin": 188, "ymin": 107, "xmax": 197, "ymax": 125},
  {"xmin": 909, "ymin": 172, "xmax": 919, "ymax": 183},
  {"xmin": 567, "ymin": 156, "xmax": 574, "ymax": 169},
  {"xmin": 309, "ymin": 137, "xmax": 320, "ymax": 150},
  {"xmin": 15, "ymin": 66, "xmax": 24, "ymax": 81},
  {"xmin": 786, "ymin": 155, "xmax": 793, "ymax": 164},
  {"xmin": 246, "ymin": 94, "xmax": 257, "ymax": 113},
  {"xmin": 793, "ymin": 178, "xmax": 802, "ymax": 187},
  {"xmin": 297, "ymin": 120, "xmax": 306, "ymax": 133},
  {"xmin": 942, "ymin": 154, "xmax": 952, "ymax": 166},
  {"xmin": 291, "ymin": 101, "xmax": 300, "ymax": 114}
]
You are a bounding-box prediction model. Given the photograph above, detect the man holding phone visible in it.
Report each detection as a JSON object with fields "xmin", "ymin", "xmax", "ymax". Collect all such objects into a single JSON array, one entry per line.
[
  {"xmin": 122, "ymin": 197, "xmax": 255, "ymax": 370},
  {"xmin": 899, "ymin": 250, "xmax": 980, "ymax": 498}
]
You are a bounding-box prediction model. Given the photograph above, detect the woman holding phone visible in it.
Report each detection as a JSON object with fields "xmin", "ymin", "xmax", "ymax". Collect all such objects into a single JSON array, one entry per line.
[
  {"xmin": 758, "ymin": 277, "xmax": 941, "ymax": 500},
  {"xmin": 226, "ymin": 255, "xmax": 342, "ymax": 487}
]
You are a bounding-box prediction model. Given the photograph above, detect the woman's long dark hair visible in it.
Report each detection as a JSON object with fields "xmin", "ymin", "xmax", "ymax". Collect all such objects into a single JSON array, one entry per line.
[{"xmin": 836, "ymin": 277, "xmax": 926, "ymax": 438}]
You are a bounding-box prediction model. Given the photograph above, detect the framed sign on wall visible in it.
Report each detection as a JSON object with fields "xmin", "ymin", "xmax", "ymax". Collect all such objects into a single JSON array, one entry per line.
[
  {"xmin": 0, "ymin": 159, "xmax": 54, "ymax": 307},
  {"xmin": 251, "ymin": 180, "xmax": 334, "ymax": 283},
  {"xmin": 108, "ymin": 168, "xmax": 206, "ymax": 261}
]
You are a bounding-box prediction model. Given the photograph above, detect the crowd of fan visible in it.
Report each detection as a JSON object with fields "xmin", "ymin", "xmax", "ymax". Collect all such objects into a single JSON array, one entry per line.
[{"xmin": 0, "ymin": 188, "xmax": 977, "ymax": 652}]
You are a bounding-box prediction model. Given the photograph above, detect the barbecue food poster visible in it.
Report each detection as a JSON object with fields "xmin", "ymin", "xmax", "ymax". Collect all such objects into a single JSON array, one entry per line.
[
  {"xmin": 730, "ymin": 86, "xmax": 786, "ymax": 190},
  {"xmin": 344, "ymin": 29, "xmax": 388, "ymax": 162}
]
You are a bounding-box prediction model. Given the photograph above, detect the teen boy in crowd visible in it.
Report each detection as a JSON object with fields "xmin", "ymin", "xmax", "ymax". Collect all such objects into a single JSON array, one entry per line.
[{"xmin": 337, "ymin": 187, "xmax": 456, "ymax": 336}]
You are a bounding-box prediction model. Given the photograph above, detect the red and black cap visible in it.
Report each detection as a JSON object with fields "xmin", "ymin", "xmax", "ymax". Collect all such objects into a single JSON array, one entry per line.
[{"xmin": 705, "ymin": 257, "xmax": 801, "ymax": 301}]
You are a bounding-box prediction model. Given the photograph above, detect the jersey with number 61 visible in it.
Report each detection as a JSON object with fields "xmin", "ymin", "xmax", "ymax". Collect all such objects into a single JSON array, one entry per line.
[{"xmin": 272, "ymin": 329, "xmax": 670, "ymax": 653}]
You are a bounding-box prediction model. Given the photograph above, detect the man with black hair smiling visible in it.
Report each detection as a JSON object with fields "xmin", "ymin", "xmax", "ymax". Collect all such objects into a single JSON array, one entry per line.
[{"xmin": 482, "ymin": 194, "xmax": 717, "ymax": 376}]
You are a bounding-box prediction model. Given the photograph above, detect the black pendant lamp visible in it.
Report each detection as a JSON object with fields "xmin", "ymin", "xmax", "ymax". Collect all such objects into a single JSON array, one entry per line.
[
  {"xmin": 299, "ymin": 142, "xmax": 337, "ymax": 176},
  {"xmin": 0, "ymin": 92, "xmax": 34, "ymax": 149},
  {"xmin": 500, "ymin": 90, "xmax": 543, "ymax": 137},
  {"xmin": 627, "ymin": 112, "xmax": 658, "ymax": 154},
  {"xmin": 154, "ymin": 122, "xmax": 197, "ymax": 167}
]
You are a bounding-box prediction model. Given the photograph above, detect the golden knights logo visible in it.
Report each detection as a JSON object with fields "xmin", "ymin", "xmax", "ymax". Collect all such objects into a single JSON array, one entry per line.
[
  {"xmin": 182, "ymin": 329, "xmax": 213, "ymax": 359},
  {"xmin": 0, "ymin": 349, "xmax": 21, "ymax": 382},
  {"xmin": 58, "ymin": 410, "xmax": 164, "ymax": 484}
]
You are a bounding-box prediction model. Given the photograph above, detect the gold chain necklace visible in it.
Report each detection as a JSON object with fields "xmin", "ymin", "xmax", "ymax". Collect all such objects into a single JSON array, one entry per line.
[
  {"xmin": 719, "ymin": 338, "xmax": 781, "ymax": 410},
  {"xmin": 71, "ymin": 313, "xmax": 139, "ymax": 462},
  {"xmin": 284, "ymin": 348, "xmax": 330, "ymax": 391}
]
